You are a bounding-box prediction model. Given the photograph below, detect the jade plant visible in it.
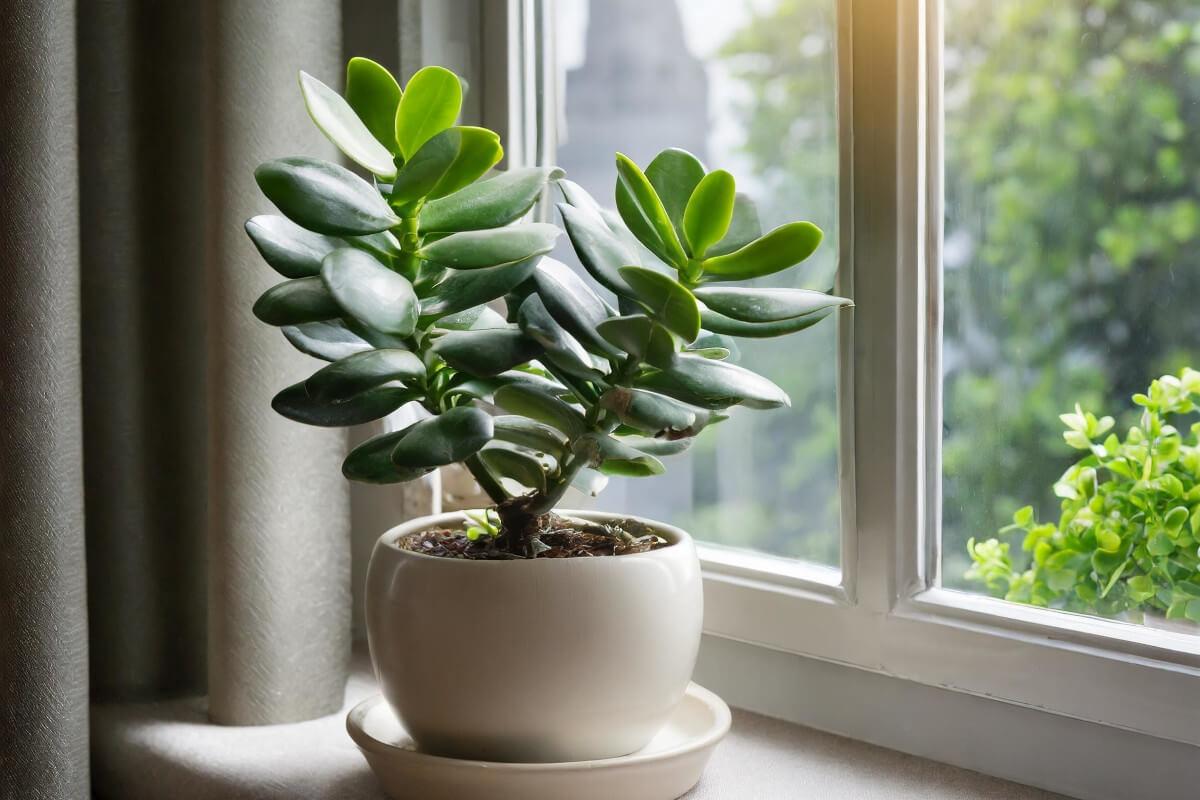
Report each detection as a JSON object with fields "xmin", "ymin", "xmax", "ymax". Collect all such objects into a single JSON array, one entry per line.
[
  {"xmin": 967, "ymin": 368, "xmax": 1200, "ymax": 622},
  {"xmin": 247, "ymin": 58, "xmax": 851, "ymax": 557}
]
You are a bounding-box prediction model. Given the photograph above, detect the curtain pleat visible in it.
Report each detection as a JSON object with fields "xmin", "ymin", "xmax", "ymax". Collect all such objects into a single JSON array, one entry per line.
[
  {"xmin": 204, "ymin": 0, "xmax": 352, "ymax": 725},
  {"xmin": 79, "ymin": 0, "xmax": 209, "ymax": 701},
  {"xmin": 0, "ymin": 2, "xmax": 90, "ymax": 799}
]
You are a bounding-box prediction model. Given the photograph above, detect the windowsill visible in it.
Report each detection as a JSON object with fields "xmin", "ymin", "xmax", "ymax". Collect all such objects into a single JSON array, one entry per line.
[{"xmin": 91, "ymin": 645, "xmax": 1057, "ymax": 800}]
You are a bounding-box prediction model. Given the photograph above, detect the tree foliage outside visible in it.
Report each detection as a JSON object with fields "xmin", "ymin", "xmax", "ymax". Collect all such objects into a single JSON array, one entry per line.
[{"xmin": 719, "ymin": 0, "xmax": 1200, "ymax": 589}]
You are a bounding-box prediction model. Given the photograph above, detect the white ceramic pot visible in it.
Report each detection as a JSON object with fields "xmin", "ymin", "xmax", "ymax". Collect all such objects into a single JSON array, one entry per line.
[{"xmin": 365, "ymin": 509, "xmax": 704, "ymax": 763}]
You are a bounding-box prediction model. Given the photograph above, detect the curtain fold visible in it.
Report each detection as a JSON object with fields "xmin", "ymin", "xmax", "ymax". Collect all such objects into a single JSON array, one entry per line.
[
  {"xmin": 204, "ymin": 0, "xmax": 351, "ymax": 726},
  {"xmin": 0, "ymin": 3, "xmax": 90, "ymax": 799}
]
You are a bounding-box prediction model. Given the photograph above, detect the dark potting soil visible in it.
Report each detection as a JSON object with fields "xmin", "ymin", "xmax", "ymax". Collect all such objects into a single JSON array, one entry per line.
[{"xmin": 398, "ymin": 514, "xmax": 667, "ymax": 560}]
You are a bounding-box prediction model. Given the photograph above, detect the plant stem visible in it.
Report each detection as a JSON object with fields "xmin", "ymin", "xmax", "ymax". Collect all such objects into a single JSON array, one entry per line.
[{"xmin": 464, "ymin": 452, "xmax": 509, "ymax": 506}]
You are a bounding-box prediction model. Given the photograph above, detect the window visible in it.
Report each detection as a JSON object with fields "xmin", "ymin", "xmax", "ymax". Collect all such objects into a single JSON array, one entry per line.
[
  {"xmin": 515, "ymin": 0, "xmax": 1200, "ymax": 774},
  {"xmin": 940, "ymin": 0, "xmax": 1200, "ymax": 633},
  {"xmin": 550, "ymin": 0, "xmax": 844, "ymax": 566}
]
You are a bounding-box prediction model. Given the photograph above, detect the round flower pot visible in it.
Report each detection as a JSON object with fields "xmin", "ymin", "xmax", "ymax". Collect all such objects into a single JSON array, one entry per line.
[{"xmin": 364, "ymin": 509, "xmax": 704, "ymax": 764}]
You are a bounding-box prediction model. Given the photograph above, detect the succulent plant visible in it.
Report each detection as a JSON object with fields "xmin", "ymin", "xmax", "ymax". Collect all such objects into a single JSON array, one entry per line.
[{"xmin": 247, "ymin": 59, "xmax": 851, "ymax": 556}]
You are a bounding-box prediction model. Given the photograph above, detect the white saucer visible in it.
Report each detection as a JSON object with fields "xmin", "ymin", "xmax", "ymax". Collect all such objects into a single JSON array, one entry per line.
[{"xmin": 346, "ymin": 683, "xmax": 731, "ymax": 800}]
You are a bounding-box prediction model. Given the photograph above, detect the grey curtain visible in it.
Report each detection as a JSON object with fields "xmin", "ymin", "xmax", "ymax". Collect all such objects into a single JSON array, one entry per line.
[{"xmin": 0, "ymin": 2, "xmax": 431, "ymax": 798}]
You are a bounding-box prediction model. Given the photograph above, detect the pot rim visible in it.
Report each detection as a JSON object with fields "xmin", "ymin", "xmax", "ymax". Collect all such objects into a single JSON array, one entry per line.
[{"xmin": 377, "ymin": 508, "xmax": 692, "ymax": 564}]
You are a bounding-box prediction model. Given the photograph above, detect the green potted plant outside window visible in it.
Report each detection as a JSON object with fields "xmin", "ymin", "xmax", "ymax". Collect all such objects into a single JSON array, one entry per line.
[
  {"xmin": 968, "ymin": 368, "xmax": 1200, "ymax": 629},
  {"xmin": 246, "ymin": 58, "xmax": 850, "ymax": 764}
]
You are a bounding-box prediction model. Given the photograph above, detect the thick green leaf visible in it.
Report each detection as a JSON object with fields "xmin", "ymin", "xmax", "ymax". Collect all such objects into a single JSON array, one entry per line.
[
  {"xmin": 494, "ymin": 383, "xmax": 587, "ymax": 438},
  {"xmin": 699, "ymin": 306, "xmax": 834, "ymax": 338},
  {"xmin": 706, "ymin": 193, "xmax": 762, "ymax": 258},
  {"xmin": 615, "ymin": 152, "xmax": 688, "ymax": 268},
  {"xmin": 321, "ymin": 248, "xmax": 418, "ymax": 336},
  {"xmin": 638, "ymin": 354, "xmax": 790, "ymax": 409},
  {"xmin": 432, "ymin": 305, "xmax": 507, "ymax": 331},
  {"xmin": 395, "ymin": 65, "xmax": 462, "ymax": 160},
  {"xmin": 299, "ymin": 70, "xmax": 396, "ymax": 178},
  {"xmin": 345, "ymin": 57, "xmax": 402, "ymax": 154},
  {"xmin": 571, "ymin": 468, "xmax": 609, "ymax": 497},
  {"xmin": 622, "ymin": 435, "xmax": 694, "ymax": 457},
  {"xmin": 390, "ymin": 405, "xmax": 494, "ymax": 467},
  {"xmin": 517, "ymin": 294, "xmax": 598, "ymax": 378},
  {"xmin": 491, "ymin": 415, "xmax": 568, "ymax": 456},
  {"xmin": 388, "ymin": 127, "xmax": 464, "ymax": 211},
  {"xmin": 445, "ymin": 369, "xmax": 566, "ymax": 404},
  {"xmin": 618, "ymin": 266, "xmax": 701, "ymax": 342},
  {"xmin": 683, "ymin": 170, "xmax": 735, "ymax": 258},
  {"xmin": 305, "ymin": 348, "xmax": 425, "ymax": 402},
  {"xmin": 255, "ymin": 157, "xmax": 400, "ymax": 235},
  {"xmin": 702, "ymin": 221, "xmax": 823, "ymax": 281},
  {"xmin": 421, "ymin": 167, "xmax": 563, "ymax": 233},
  {"xmin": 418, "ymin": 223, "xmax": 559, "ymax": 269},
  {"xmin": 253, "ymin": 277, "xmax": 341, "ymax": 325},
  {"xmin": 282, "ymin": 320, "xmax": 373, "ymax": 362},
  {"xmin": 693, "ymin": 286, "xmax": 850, "ymax": 322},
  {"xmin": 417, "ymin": 258, "xmax": 539, "ymax": 320},
  {"xmin": 479, "ymin": 446, "xmax": 547, "ymax": 492},
  {"xmin": 343, "ymin": 428, "xmax": 435, "ymax": 484},
  {"xmin": 431, "ymin": 327, "xmax": 543, "ymax": 376},
  {"xmin": 426, "ymin": 127, "xmax": 505, "ymax": 200},
  {"xmin": 557, "ymin": 202, "xmax": 636, "ymax": 296},
  {"xmin": 598, "ymin": 387, "xmax": 697, "ymax": 435},
  {"xmin": 583, "ymin": 433, "xmax": 666, "ymax": 477},
  {"xmin": 596, "ymin": 315, "xmax": 677, "ymax": 367},
  {"xmin": 644, "ymin": 148, "xmax": 706, "ymax": 239},
  {"xmin": 273, "ymin": 381, "xmax": 414, "ymax": 427},
  {"xmin": 345, "ymin": 230, "xmax": 402, "ymax": 263},
  {"xmin": 245, "ymin": 215, "xmax": 338, "ymax": 278},
  {"xmin": 533, "ymin": 258, "xmax": 618, "ymax": 356}
]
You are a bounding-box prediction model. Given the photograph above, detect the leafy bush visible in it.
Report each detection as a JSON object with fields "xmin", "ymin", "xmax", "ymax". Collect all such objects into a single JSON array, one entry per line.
[
  {"xmin": 967, "ymin": 369, "xmax": 1200, "ymax": 622},
  {"xmin": 246, "ymin": 59, "xmax": 850, "ymax": 556}
]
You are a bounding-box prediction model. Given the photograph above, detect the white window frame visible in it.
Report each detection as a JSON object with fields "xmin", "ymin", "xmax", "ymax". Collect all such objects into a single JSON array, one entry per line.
[{"xmin": 506, "ymin": 0, "xmax": 1200, "ymax": 764}]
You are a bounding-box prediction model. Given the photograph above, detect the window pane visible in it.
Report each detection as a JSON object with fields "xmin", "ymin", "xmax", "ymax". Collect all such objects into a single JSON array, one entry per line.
[
  {"xmin": 552, "ymin": 0, "xmax": 841, "ymax": 563},
  {"xmin": 942, "ymin": 0, "xmax": 1200, "ymax": 631}
]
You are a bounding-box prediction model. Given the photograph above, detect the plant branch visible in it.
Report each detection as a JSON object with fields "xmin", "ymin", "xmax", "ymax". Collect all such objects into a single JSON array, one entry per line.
[{"xmin": 464, "ymin": 452, "xmax": 510, "ymax": 506}]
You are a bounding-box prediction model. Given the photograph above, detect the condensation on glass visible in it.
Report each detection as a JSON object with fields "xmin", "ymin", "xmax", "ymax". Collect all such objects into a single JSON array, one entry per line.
[
  {"xmin": 941, "ymin": 0, "xmax": 1200, "ymax": 632},
  {"xmin": 551, "ymin": 0, "xmax": 841, "ymax": 563}
]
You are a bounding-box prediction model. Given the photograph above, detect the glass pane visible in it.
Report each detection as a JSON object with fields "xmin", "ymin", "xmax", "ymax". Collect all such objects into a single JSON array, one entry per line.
[
  {"xmin": 552, "ymin": 0, "xmax": 842, "ymax": 563},
  {"xmin": 942, "ymin": 0, "xmax": 1200, "ymax": 631}
]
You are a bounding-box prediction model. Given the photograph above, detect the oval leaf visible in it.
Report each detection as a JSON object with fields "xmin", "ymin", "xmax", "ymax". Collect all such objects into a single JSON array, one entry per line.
[
  {"xmin": 431, "ymin": 328, "xmax": 543, "ymax": 377},
  {"xmin": 245, "ymin": 215, "xmax": 338, "ymax": 278},
  {"xmin": 255, "ymin": 157, "xmax": 400, "ymax": 235},
  {"xmin": 533, "ymin": 258, "xmax": 618, "ymax": 356},
  {"xmin": 422, "ymin": 167, "xmax": 563, "ymax": 233},
  {"xmin": 494, "ymin": 383, "xmax": 587, "ymax": 438},
  {"xmin": 253, "ymin": 277, "xmax": 341, "ymax": 326},
  {"xmin": 683, "ymin": 170, "xmax": 735, "ymax": 258},
  {"xmin": 707, "ymin": 193, "xmax": 762, "ymax": 258},
  {"xmin": 622, "ymin": 436, "xmax": 694, "ymax": 457},
  {"xmin": 345, "ymin": 57, "xmax": 402, "ymax": 154},
  {"xmin": 596, "ymin": 315, "xmax": 678, "ymax": 367},
  {"xmin": 417, "ymin": 258, "xmax": 540, "ymax": 320},
  {"xmin": 517, "ymin": 294, "xmax": 599, "ymax": 379},
  {"xmin": 344, "ymin": 427, "xmax": 436, "ymax": 484},
  {"xmin": 618, "ymin": 266, "xmax": 701, "ymax": 342},
  {"xmin": 479, "ymin": 446, "xmax": 547, "ymax": 493},
  {"xmin": 694, "ymin": 286, "xmax": 850, "ymax": 322},
  {"xmin": 557, "ymin": 202, "xmax": 636, "ymax": 296},
  {"xmin": 598, "ymin": 387, "xmax": 697, "ymax": 436},
  {"xmin": 426, "ymin": 126, "xmax": 504, "ymax": 200},
  {"xmin": 699, "ymin": 306, "xmax": 834, "ymax": 338},
  {"xmin": 702, "ymin": 221, "xmax": 823, "ymax": 281},
  {"xmin": 321, "ymin": 248, "xmax": 418, "ymax": 336},
  {"xmin": 645, "ymin": 148, "xmax": 707, "ymax": 239},
  {"xmin": 390, "ymin": 405, "xmax": 494, "ymax": 467},
  {"xmin": 388, "ymin": 127, "xmax": 464, "ymax": 211},
  {"xmin": 282, "ymin": 320, "xmax": 373, "ymax": 362},
  {"xmin": 418, "ymin": 223, "xmax": 560, "ymax": 269},
  {"xmin": 305, "ymin": 348, "xmax": 425, "ymax": 402},
  {"xmin": 615, "ymin": 152, "xmax": 687, "ymax": 268},
  {"xmin": 299, "ymin": 70, "xmax": 396, "ymax": 178},
  {"xmin": 491, "ymin": 415, "xmax": 568, "ymax": 457},
  {"xmin": 395, "ymin": 65, "xmax": 463, "ymax": 160},
  {"xmin": 582, "ymin": 433, "xmax": 666, "ymax": 477},
  {"xmin": 638, "ymin": 354, "xmax": 790, "ymax": 410},
  {"xmin": 273, "ymin": 381, "xmax": 414, "ymax": 427}
]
